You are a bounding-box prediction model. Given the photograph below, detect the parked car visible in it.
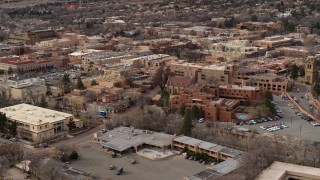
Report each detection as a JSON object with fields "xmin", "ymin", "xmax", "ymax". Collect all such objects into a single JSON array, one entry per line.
[
  {"xmin": 24, "ymin": 174, "xmax": 30, "ymax": 179},
  {"xmin": 198, "ymin": 118, "xmax": 204, "ymax": 123},
  {"xmin": 116, "ymin": 167, "xmax": 123, "ymax": 175},
  {"xmin": 267, "ymin": 117, "xmax": 273, "ymax": 121},
  {"xmin": 260, "ymin": 126, "xmax": 267, "ymax": 130},
  {"xmin": 130, "ymin": 159, "xmax": 136, "ymax": 164},
  {"xmin": 109, "ymin": 165, "xmax": 115, "ymax": 170}
]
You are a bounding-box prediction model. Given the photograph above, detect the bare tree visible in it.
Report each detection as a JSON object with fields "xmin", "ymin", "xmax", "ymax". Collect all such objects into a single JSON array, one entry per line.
[
  {"xmin": 85, "ymin": 91, "xmax": 97, "ymax": 103},
  {"xmin": 152, "ymin": 65, "xmax": 170, "ymax": 91}
]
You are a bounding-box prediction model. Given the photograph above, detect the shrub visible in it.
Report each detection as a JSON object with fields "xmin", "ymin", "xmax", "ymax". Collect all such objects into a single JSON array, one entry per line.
[{"xmin": 69, "ymin": 151, "xmax": 79, "ymax": 160}]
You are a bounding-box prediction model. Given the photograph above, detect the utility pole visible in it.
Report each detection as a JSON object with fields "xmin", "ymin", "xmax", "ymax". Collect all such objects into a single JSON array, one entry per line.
[{"xmin": 300, "ymin": 124, "xmax": 301, "ymax": 134}]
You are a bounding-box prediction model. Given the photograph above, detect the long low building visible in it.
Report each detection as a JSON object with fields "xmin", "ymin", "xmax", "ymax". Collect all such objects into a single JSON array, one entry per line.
[
  {"xmin": 97, "ymin": 127, "xmax": 243, "ymax": 161},
  {"xmin": 0, "ymin": 104, "xmax": 82, "ymax": 142},
  {"xmin": 97, "ymin": 126, "xmax": 174, "ymax": 153},
  {"xmin": 173, "ymin": 136, "xmax": 243, "ymax": 161}
]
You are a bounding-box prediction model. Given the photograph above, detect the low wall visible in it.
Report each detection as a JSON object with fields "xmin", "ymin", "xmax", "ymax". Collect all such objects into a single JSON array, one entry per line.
[{"xmin": 286, "ymin": 93, "xmax": 320, "ymax": 123}]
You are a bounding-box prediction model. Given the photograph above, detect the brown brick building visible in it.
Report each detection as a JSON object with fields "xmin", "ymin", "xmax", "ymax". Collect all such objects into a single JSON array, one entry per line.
[{"xmin": 170, "ymin": 88, "xmax": 239, "ymax": 122}]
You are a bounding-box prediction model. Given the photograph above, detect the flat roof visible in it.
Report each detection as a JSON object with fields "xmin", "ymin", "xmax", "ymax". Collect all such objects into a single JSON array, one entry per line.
[
  {"xmin": 219, "ymin": 84, "xmax": 259, "ymax": 90},
  {"xmin": 174, "ymin": 136, "xmax": 243, "ymax": 157},
  {"xmin": 68, "ymin": 49, "xmax": 103, "ymax": 56},
  {"xmin": 99, "ymin": 127, "xmax": 174, "ymax": 152},
  {"xmin": 190, "ymin": 157, "xmax": 243, "ymax": 179},
  {"xmin": 255, "ymin": 161, "xmax": 320, "ymax": 180},
  {"xmin": 0, "ymin": 104, "xmax": 72, "ymax": 125}
]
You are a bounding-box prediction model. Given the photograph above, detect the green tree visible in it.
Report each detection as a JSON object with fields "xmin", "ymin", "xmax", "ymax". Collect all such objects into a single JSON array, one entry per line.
[
  {"xmin": 180, "ymin": 104, "xmax": 186, "ymax": 116},
  {"xmin": 263, "ymin": 99, "xmax": 276, "ymax": 114},
  {"xmin": 76, "ymin": 77, "xmax": 85, "ymax": 90},
  {"xmin": 181, "ymin": 108, "xmax": 193, "ymax": 136},
  {"xmin": 69, "ymin": 151, "xmax": 79, "ymax": 160},
  {"xmin": 91, "ymin": 80, "xmax": 98, "ymax": 86},
  {"xmin": 191, "ymin": 105, "xmax": 200, "ymax": 119},
  {"xmin": 67, "ymin": 119, "xmax": 76, "ymax": 131},
  {"xmin": 158, "ymin": 90, "xmax": 170, "ymax": 107},
  {"xmin": 299, "ymin": 67, "xmax": 305, "ymax": 77},
  {"xmin": 283, "ymin": 20, "xmax": 295, "ymax": 32},
  {"xmin": 0, "ymin": 112, "xmax": 6, "ymax": 132},
  {"xmin": 290, "ymin": 64, "xmax": 298, "ymax": 79},
  {"xmin": 7, "ymin": 67, "xmax": 13, "ymax": 74},
  {"xmin": 199, "ymin": 107, "xmax": 205, "ymax": 118},
  {"xmin": 62, "ymin": 74, "xmax": 71, "ymax": 94},
  {"xmin": 251, "ymin": 14, "xmax": 258, "ymax": 22},
  {"xmin": 9, "ymin": 121, "xmax": 17, "ymax": 136},
  {"xmin": 265, "ymin": 91, "xmax": 273, "ymax": 101},
  {"xmin": 39, "ymin": 95, "xmax": 48, "ymax": 108}
]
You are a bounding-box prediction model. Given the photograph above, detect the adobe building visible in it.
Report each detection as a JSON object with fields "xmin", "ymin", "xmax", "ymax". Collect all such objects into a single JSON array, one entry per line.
[
  {"xmin": 233, "ymin": 69, "xmax": 293, "ymax": 94},
  {"xmin": 276, "ymin": 47, "xmax": 309, "ymax": 58},
  {"xmin": 253, "ymin": 36, "xmax": 293, "ymax": 50},
  {"xmin": 169, "ymin": 61, "xmax": 235, "ymax": 85},
  {"xmin": 5, "ymin": 29, "xmax": 59, "ymax": 45},
  {"xmin": 170, "ymin": 88, "xmax": 239, "ymax": 122},
  {"xmin": 0, "ymin": 57, "xmax": 53, "ymax": 73}
]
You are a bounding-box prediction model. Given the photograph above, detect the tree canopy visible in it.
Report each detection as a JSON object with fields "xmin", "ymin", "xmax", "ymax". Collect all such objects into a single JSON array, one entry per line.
[
  {"xmin": 76, "ymin": 77, "xmax": 85, "ymax": 90},
  {"xmin": 290, "ymin": 64, "xmax": 298, "ymax": 79},
  {"xmin": 181, "ymin": 108, "xmax": 193, "ymax": 136},
  {"xmin": 0, "ymin": 112, "xmax": 6, "ymax": 132},
  {"xmin": 67, "ymin": 119, "xmax": 76, "ymax": 131}
]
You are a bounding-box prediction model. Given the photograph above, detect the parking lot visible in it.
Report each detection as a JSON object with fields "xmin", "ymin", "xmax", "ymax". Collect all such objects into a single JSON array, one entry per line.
[
  {"xmin": 242, "ymin": 95, "xmax": 320, "ymax": 142},
  {"xmin": 70, "ymin": 143, "xmax": 205, "ymax": 180},
  {"xmin": 0, "ymin": 133, "xmax": 12, "ymax": 145}
]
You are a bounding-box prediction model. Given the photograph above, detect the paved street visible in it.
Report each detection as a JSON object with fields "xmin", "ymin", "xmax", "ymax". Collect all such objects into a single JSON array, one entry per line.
[
  {"xmin": 53, "ymin": 124, "xmax": 105, "ymax": 147},
  {"xmin": 242, "ymin": 95, "xmax": 320, "ymax": 142},
  {"xmin": 288, "ymin": 83, "xmax": 314, "ymax": 116}
]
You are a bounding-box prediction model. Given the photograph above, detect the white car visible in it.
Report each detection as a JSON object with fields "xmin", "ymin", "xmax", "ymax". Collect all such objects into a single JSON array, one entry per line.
[
  {"xmin": 297, "ymin": 88, "xmax": 300, "ymax": 92},
  {"xmin": 260, "ymin": 126, "xmax": 266, "ymax": 130},
  {"xmin": 198, "ymin": 118, "xmax": 204, "ymax": 123}
]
